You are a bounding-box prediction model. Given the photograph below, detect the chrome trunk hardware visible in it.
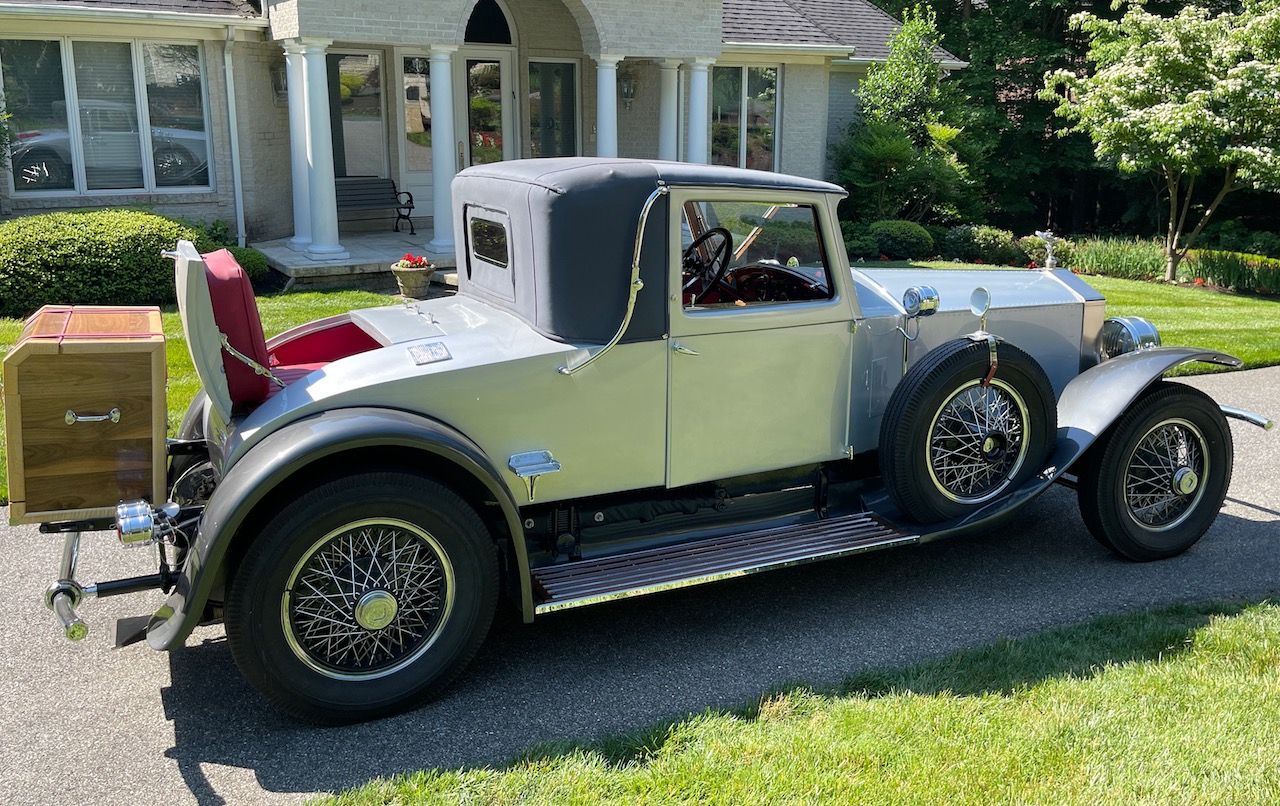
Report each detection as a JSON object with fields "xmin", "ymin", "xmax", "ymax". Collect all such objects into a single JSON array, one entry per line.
[
  {"xmin": 559, "ymin": 183, "xmax": 668, "ymax": 375},
  {"xmin": 218, "ymin": 331, "xmax": 285, "ymax": 387},
  {"xmin": 672, "ymin": 343, "xmax": 700, "ymax": 356},
  {"xmin": 508, "ymin": 450, "xmax": 563, "ymax": 502},
  {"xmin": 64, "ymin": 407, "xmax": 121, "ymax": 425}
]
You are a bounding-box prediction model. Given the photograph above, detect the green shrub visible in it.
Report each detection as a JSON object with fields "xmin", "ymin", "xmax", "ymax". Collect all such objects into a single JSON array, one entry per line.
[
  {"xmin": 1199, "ymin": 220, "xmax": 1280, "ymax": 260},
  {"xmin": 1187, "ymin": 250, "xmax": 1280, "ymax": 294},
  {"xmin": 942, "ymin": 225, "xmax": 1027, "ymax": 266},
  {"xmin": 845, "ymin": 236, "xmax": 881, "ymax": 261},
  {"xmin": 740, "ymin": 218, "xmax": 824, "ymax": 264},
  {"xmin": 228, "ymin": 245, "xmax": 270, "ymax": 283},
  {"xmin": 0, "ymin": 209, "xmax": 214, "ymax": 319},
  {"xmin": 1072, "ymin": 237, "xmax": 1166, "ymax": 280},
  {"xmin": 1018, "ymin": 235, "xmax": 1076, "ymax": 269},
  {"xmin": 869, "ymin": 219, "xmax": 934, "ymax": 260}
]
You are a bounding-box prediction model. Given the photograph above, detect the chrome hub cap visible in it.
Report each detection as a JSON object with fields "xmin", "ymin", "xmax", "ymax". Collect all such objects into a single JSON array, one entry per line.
[
  {"xmin": 928, "ymin": 379, "xmax": 1029, "ymax": 504},
  {"xmin": 1124, "ymin": 418, "xmax": 1208, "ymax": 531},
  {"xmin": 354, "ymin": 590, "xmax": 399, "ymax": 631},
  {"xmin": 283, "ymin": 518, "xmax": 455, "ymax": 680}
]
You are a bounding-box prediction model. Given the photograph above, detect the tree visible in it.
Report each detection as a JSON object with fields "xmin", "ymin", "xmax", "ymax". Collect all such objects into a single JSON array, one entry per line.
[
  {"xmin": 859, "ymin": 4, "xmax": 950, "ymax": 144},
  {"xmin": 833, "ymin": 4, "xmax": 979, "ymax": 224},
  {"xmin": 1044, "ymin": 1, "xmax": 1280, "ymax": 281}
]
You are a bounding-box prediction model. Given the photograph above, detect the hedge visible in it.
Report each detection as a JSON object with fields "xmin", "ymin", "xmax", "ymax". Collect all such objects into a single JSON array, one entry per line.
[
  {"xmin": 942, "ymin": 225, "xmax": 1028, "ymax": 266},
  {"xmin": 869, "ymin": 220, "xmax": 934, "ymax": 260},
  {"xmin": 0, "ymin": 209, "xmax": 215, "ymax": 319}
]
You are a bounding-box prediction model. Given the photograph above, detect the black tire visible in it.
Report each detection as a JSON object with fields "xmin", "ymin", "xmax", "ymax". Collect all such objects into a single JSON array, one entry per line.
[
  {"xmin": 880, "ymin": 338, "xmax": 1057, "ymax": 523},
  {"xmin": 15, "ymin": 151, "xmax": 71, "ymax": 189},
  {"xmin": 224, "ymin": 472, "xmax": 498, "ymax": 724},
  {"xmin": 1075, "ymin": 382, "xmax": 1232, "ymax": 561}
]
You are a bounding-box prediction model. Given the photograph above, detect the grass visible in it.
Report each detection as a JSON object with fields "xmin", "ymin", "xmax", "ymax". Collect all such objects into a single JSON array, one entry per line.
[
  {"xmin": 0, "ymin": 289, "xmax": 394, "ymax": 506},
  {"xmin": 315, "ymin": 600, "xmax": 1280, "ymax": 805}
]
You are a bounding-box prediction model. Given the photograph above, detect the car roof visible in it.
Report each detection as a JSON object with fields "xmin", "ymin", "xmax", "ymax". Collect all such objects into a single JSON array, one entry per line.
[{"xmin": 457, "ymin": 157, "xmax": 847, "ymax": 197}]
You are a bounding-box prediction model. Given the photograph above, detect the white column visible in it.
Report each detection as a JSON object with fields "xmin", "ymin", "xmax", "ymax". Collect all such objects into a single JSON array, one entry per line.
[
  {"xmin": 658, "ymin": 59, "xmax": 680, "ymax": 162},
  {"xmin": 282, "ymin": 41, "xmax": 311, "ymax": 251},
  {"xmin": 427, "ymin": 45, "xmax": 458, "ymax": 258},
  {"xmin": 595, "ymin": 54, "xmax": 623, "ymax": 158},
  {"xmin": 686, "ymin": 58, "xmax": 714, "ymax": 164},
  {"xmin": 299, "ymin": 38, "xmax": 347, "ymax": 259}
]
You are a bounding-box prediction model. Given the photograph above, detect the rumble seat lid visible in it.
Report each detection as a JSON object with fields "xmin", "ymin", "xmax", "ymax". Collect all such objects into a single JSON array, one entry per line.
[{"xmin": 174, "ymin": 240, "xmax": 233, "ymax": 428}]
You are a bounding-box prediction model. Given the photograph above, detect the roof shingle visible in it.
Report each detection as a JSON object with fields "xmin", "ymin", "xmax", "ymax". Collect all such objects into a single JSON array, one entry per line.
[{"xmin": 9, "ymin": 0, "xmax": 260, "ymax": 17}]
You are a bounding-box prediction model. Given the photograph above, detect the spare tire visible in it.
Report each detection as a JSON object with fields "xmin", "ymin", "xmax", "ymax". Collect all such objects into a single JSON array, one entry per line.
[{"xmin": 880, "ymin": 338, "xmax": 1057, "ymax": 523}]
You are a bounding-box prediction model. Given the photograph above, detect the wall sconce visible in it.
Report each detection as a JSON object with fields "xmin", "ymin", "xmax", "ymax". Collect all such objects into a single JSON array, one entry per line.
[
  {"xmin": 271, "ymin": 64, "xmax": 288, "ymax": 107},
  {"xmin": 619, "ymin": 77, "xmax": 637, "ymax": 111}
]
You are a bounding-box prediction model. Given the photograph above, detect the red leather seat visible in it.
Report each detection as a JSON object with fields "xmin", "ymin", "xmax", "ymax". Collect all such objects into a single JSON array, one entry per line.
[{"xmin": 202, "ymin": 249, "xmax": 325, "ymax": 410}]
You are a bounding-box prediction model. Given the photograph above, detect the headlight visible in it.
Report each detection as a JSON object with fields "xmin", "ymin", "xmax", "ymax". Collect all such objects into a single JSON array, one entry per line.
[{"xmin": 1099, "ymin": 316, "xmax": 1161, "ymax": 360}]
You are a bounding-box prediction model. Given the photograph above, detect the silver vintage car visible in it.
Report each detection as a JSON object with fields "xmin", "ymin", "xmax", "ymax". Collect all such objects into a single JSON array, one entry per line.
[{"xmin": 6, "ymin": 158, "xmax": 1272, "ymax": 723}]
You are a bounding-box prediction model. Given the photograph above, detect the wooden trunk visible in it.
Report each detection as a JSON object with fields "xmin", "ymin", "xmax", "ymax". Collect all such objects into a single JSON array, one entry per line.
[{"xmin": 3, "ymin": 306, "xmax": 167, "ymax": 526}]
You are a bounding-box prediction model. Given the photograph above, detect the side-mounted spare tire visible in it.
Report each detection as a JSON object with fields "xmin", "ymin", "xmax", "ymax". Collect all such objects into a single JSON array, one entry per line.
[{"xmin": 880, "ymin": 338, "xmax": 1058, "ymax": 523}]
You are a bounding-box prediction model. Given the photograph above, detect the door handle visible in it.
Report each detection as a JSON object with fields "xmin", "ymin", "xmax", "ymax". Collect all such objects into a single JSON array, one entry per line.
[{"xmin": 672, "ymin": 343, "xmax": 700, "ymax": 356}]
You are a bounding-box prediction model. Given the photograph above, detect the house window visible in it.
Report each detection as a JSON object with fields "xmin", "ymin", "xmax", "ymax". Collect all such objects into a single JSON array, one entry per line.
[
  {"xmin": 1, "ymin": 38, "xmax": 212, "ymax": 194},
  {"xmin": 528, "ymin": 61, "xmax": 577, "ymax": 157},
  {"xmin": 710, "ymin": 66, "xmax": 777, "ymax": 171}
]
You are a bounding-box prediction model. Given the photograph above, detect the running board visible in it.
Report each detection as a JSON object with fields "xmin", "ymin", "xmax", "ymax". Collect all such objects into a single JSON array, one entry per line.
[{"xmin": 532, "ymin": 513, "xmax": 918, "ymax": 614}]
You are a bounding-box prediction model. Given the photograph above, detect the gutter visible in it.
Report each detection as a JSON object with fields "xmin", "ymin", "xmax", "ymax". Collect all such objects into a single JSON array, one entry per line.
[
  {"xmin": 835, "ymin": 56, "xmax": 970, "ymax": 70},
  {"xmin": 0, "ymin": 3, "xmax": 269, "ymax": 28},
  {"xmin": 223, "ymin": 26, "xmax": 247, "ymax": 247}
]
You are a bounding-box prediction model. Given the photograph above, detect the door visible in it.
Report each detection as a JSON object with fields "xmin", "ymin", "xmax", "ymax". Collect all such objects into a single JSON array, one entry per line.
[
  {"xmin": 456, "ymin": 49, "xmax": 516, "ymax": 167},
  {"xmin": 666, "ymin": 193, "xmax": 856, "ymax": 488}
]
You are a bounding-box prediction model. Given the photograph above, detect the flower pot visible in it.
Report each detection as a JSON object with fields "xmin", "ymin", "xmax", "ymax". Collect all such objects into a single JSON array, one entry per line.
[{"xmin": 392, "ymin": 264, "xmax": 435, "ymax": 297}]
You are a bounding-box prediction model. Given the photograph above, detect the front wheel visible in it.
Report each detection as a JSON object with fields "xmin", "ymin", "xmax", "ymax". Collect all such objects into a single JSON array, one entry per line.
[
  {"xmin": 1076, "ymin": 382, "xmax": 1232, "ymax": 561},
  {"xmin": 224, "ymin": 472, "xmax": 498, "ymax": 724}
]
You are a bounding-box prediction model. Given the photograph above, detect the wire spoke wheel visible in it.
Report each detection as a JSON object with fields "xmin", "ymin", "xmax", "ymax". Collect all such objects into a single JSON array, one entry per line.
[
  {"xmin": 284, "ymin": 518, "xmax": 455, "ymax": 680},
  {"xmin": 1123, "ymin": 418, "xmax": 1207, "ymax": 532},
  {"xmin": 1075, "ymin": 382, "xmax": 1232, "ymax": 562},
  {"xmin": 928, "ymin": 379, "xmax": 1029, "ymax": 504}
]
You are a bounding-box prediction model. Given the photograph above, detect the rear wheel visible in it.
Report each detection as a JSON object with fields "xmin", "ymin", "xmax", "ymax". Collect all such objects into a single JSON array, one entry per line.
[
  {"xmin": 224, "ymin": 472, "xmax": 498, "ymax": 724},
  {"xmin": 1076, "ymin": 382, "xmax": 1232, "ymax": 561}
]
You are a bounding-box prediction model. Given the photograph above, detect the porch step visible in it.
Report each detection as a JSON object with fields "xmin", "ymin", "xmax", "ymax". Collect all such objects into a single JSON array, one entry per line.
[{"xmin": 532, "ymin": 513, "xmax": 918, "ymax": 614}]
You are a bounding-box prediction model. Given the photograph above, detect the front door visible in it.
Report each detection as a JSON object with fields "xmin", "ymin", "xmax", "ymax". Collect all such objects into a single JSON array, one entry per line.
[
  {"xmin": 665, "ymin": 192, "xmax": 856, "ymax": 488},
  {"xmin": 456, "ymin": 49, "xmax": 516, "ymax": 167}
]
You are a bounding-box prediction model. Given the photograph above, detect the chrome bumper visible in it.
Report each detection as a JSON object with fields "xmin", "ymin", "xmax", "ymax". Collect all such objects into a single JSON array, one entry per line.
[{"xmin": 1221, "ymin": 405, "xmax": 1275, "ymax": 430}]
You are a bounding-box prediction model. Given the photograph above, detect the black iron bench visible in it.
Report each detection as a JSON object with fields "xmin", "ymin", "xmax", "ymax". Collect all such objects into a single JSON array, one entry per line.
[{"xmin": 335, "ymin": 177, "xmax": 415, "ymax": 235}]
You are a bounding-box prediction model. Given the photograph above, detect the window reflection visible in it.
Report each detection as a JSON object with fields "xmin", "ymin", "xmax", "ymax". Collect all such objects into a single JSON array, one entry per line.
[
  {"xmin": 403, "ymin": 56, "xmax": 432, "ymax": 172},
  {"xmin": 710, "ymin": 66, "xmax": 777, "ymax": 171},
  {"xmin": 333, "ymin": 53, "xmax": 384, "ymax": 177},
  {"xmin": 144, "ymin": 44, "xmax": 209, "ymax": 186},
  {"xmin": 528, "ymin": 62, "xmax": 576, "ymax": 157}
]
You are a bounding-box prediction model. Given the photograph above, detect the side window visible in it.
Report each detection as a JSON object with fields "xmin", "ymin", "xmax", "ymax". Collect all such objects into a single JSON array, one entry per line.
[
  {"xmin": 464, "ymin": 204, "xmax": 515, "ymax": 301},
  {"xmin": 680, "ymin": 200, "xmax": 833, "ymax": 309}
]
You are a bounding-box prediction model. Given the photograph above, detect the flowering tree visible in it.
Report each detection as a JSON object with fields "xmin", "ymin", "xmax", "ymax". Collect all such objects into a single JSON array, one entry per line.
[{"xmin": 1044, "ymin": 1, "xmax": 1280, "ymax": 281}]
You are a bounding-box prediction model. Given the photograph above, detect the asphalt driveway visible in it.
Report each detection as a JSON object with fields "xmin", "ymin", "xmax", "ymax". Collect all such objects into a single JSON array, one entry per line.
[{"xmin": 1, "ymin": 368, "xmax": 1277, "ymax": 805}]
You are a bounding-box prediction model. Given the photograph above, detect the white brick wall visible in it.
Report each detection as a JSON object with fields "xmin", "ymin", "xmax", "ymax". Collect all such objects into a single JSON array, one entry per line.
[
  {"xmin": 777, "ymin": 62, "xmax": 828, "ymax": 180},
  {"xmin": 235, "ymin": 41, "xmax": 296, "ymax": 241}
]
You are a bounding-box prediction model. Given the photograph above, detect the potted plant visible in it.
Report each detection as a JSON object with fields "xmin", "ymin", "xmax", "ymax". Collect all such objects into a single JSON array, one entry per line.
[{"xmin": 391, "ymin": 253, "xmax": 435, "ymax": 297}]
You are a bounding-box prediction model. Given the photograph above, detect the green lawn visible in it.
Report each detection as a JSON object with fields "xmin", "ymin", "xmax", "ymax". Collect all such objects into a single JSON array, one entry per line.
[{"xmin": 316, "ymin": 600, "xmax": 1280, "ymax": 805}]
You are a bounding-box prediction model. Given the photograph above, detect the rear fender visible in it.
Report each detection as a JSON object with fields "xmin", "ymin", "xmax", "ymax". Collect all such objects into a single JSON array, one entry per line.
[
  {"xmin": 145, "ymin": 407, "xmax": 530, "ymax": 651},
  {"xmin": 910, "ymin": 347, "xmax": 1240, "ymax": 542}
]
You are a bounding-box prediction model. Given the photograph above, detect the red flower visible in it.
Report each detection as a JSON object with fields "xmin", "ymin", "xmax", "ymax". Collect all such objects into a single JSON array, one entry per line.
[
  {"xmin": 1027, "ymin": 262, "xmax": 1038, "ymax": 269},
  {"xmin": 879, "ymin": 254, "xmax": 889, "ymax": 261},
  {"xmin": 1194, "ymin": 277, "xmax": 1205, "ymax": 285}
]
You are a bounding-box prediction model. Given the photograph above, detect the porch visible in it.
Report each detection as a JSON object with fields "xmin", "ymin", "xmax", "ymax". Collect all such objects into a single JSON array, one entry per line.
[{"xmin": 252, "ymin": 228, "xmax": 458, "ymax": 292}]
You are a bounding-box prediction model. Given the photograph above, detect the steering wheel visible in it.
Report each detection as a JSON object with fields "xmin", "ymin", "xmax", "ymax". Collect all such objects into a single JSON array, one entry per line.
[{"xmin": 682, "ymin": 227, "xmax": 737, "ymax": 304}]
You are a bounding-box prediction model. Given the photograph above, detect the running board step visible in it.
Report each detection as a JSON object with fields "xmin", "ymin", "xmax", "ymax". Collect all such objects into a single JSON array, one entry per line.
[{"xmin": 532, "ymin": 513, "xmax": 918, "ymax": 614}]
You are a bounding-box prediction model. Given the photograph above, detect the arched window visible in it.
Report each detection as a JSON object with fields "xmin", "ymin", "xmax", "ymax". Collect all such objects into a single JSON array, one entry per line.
[{"xmin": 465, "ymin": 0, "xmax": 512, "ymax": 45}]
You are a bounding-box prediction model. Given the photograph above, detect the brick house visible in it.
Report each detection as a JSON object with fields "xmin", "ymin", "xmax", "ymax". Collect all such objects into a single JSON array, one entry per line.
[{"xmin": 0, "ymin": 0, "xmax": 962, "ymax": 260}]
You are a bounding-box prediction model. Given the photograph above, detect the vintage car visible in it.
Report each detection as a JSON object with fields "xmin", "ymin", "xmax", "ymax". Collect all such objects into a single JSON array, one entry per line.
[{"xmin": 3, "ymin": 158, "xmax": 1273, "ymax": 724}]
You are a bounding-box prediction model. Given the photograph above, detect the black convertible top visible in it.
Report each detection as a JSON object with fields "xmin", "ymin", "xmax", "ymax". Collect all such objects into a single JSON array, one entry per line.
[{"xmin": 451, "ymin": 158, "xmax": 845, "ymax": 344}]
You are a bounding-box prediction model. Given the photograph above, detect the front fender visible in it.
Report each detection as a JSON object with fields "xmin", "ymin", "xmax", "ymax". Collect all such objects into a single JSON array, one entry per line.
[
  {"xmin": 911, "ymin": 346, "xmax": 1240, "ymax": 542},
  {"xmin": 145, "ymin": 407, "xmax": 529, "ymax": 650}
]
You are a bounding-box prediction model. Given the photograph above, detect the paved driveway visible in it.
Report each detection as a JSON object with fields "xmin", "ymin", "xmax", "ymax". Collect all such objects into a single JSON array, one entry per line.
[{"xmin": 1, "ymin": 369, "xmax": 1276, "ymax": 805}]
